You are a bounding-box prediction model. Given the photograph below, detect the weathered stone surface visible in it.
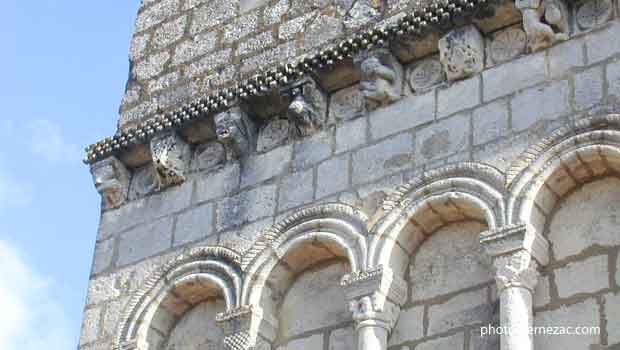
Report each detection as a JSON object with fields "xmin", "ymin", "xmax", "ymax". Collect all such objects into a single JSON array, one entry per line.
[
  {"xmin": 329, "ymin": 326, "xmax": 355, "ymax": 350},
  {"xmin": 472, "ymin": 99, "xmax": 509, "ymax": 145},
  {"xmin": 92, "ymin": 238, "xmax": 115, "ymax": 275},
  {"xmin": 172, "ymin": 31, "xmax": 218, "ymax": 64},
  {"xmin": 195, "ymin": 163, "xmax": 240, "ymax": 203},
  {"xmin": 187, "ymin": 48, "xmax": 231, "ymax": 78},
  {"xmin": 292, "ymin": 130, "xmax": 333, "ymax": 170},
  {"xmin": 608, "ymin": 60, "xmax": 620, "ymax": 98},
  {"xmin": 352, "ymin": 132, "xmax": 413, "ymax": 185},
  {"xmin": 189, "ymin": 0, "xmax": 237, "ymax": 33},
  {"xmin": 335, "ymin": 117, "xmax": 367, "ymax": 153},
  {"xmin": 415, "ymin": 112, "xmax": 470, "ymax": 163},
  {"xmin": 470, "ymin": 326, "xmax": 499, "ymax": 350},
  {"xmin": 417, "ymin": 332, "xmax": 464, "ymax": 350},
  {"xmin": 118, "ymin": 217, "xmax": 174, "ymax": 265},
  {"xmin": 317, "ymin": 154, "xmax": 350, "ymax": 199},
  {"xmin": 135, "ymin": 0, "xmax": 181, "ymax": 32},
  {"xmin": 437, "ymin": 75, "xmax": 480, "ymax": 118},
  {"xmin": 165, "ymin": 301, "xmax": 226, "ymax": 350},
  {"xmin": 91, "ymin": 157, "xmax": 130, "ymax": 210},
  {"xmin": 511, "ymin": 80, "xmax": 570, "ymax": 131},
  {"xmin": 280, "ymin": 334, "xmax": 323, "ymax": 350},
  {"xmin": 265, "ymin": 0, "xmax": 290, "ymax": 25},
  {"xmin": 216, "ymin": 184, "xmax": 277, "ymax": 230},
  {"xmin": 280, "ymin": 262, "xmax": 350, "ymax": 337},
  {"xmin": 190, "ymin": 142, "xmax": 226, "ymax": 172},
  {"xmin": 548, "ymin": 37, "xmax": 585, "ymax": 79},
  {"xmin": 408, "ymin": 57, "xmax": 444, "ymax": 92},
  {"xmin": 279, "ymin": 168, "xmax": 314, "ymax": 211},
  {"xmin": 534, "ymin": 298, "xmax": 600, "ymax": 350},
  {"xmin": 241, "ymin": 145, "xmax": 292, "ymax": 188},
  {"xmin": 439, "ymin": 25, "xmax": 484, "ymax": 81},
  {"xmin": 428, "ymin": 288, "xmax": 493, "ymax": 335},
  {"xmin": 410, "ymin": 222, "xmax": 492, "ymax": 301},
  {"xmin": 329, "ymin": 85, "xmax": 365, "ymax": 123},
  {"xmin": 223, "ymin": 12, "xmax": 259, "ymax": 43},
  {"xmin": 482, "ymin": 52, "xmax": 547, "ymax": 102},
  {"xmin": 370, "ymin": 91, "xmax": 435, "ymax": 140},
  {"xmin": 585, "ymin": 21, "xmax": 620, "ymax": 63},
  {"xmin": 388, "ymin": 306, "xmax": 424, "ymax": 346},
  {"xmin": 574, "ymin": 65, "xmax": 604, "ymax": 110},
  {"xmin": 152, "ymin": 16, "xmax": 187, "ymax": 49},
  {"xmin": 554, "ymin": 254, "xmax": 609, "ymax": 298},
  {"xmin": 258, "ymin": 119, "xmax": 290, "ymax": 153},
  {"xmin": 102, "ymin": 297, "xmax": 127, "ymax": 338},
  {"xmin": 605, "ymin": 292, "xmax": 620, "ymax": 345},
  {"xmin": 174, "ymin": 202, "xmax": 214, "ymax": 246},
  {"xmin": 133, "ymin": 51, "xmax": 170, "ymax": 81},
  {"xmin": 534, "ymin": 274, "xmax": 551, "ymax": 308},
  {"xmin": 548, "ymin": 178, "xmax": 620, "ymax": 260},
  {"xmin": 79, "ymin": 307, "xmax": 101, "ymax": 345}
]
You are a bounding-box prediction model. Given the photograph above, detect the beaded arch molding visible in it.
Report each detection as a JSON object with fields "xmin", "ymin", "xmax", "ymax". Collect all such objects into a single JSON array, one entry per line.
[{"xmin": 85, "ymin": 0, "xmax": 501, "ymax": 164}]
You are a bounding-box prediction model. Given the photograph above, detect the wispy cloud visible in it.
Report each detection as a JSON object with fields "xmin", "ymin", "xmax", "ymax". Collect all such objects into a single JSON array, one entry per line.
[
  {"xmin": 27, "ymin": 119, "xmax": 81, "ymax": 164},
  {"xmin": 0, "ymin": 240, "xmax": 73, "ymax": 350},
  {"xmin": 0, "ymin": 166, "xmax": 33, "ymax": 209}
]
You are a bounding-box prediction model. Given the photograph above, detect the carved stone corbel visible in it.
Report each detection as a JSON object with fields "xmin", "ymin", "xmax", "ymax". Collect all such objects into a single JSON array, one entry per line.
[
  {"xmin": 438, "ymin": 25, "xmax": 485, "ymax": 81},
  {"xmin": 90, "ymin": 156, "xmax": 130, "ymax": 209},
  {"xmin": 215, "ymin": 305, "xmax": 277, "ymax": 350},
  {"xmin": 480, "ymin": 224, "xmax": 549, "ymax": 350},
  {"xmin": 341, "ymin": 266, "xmax": 407, "ymax": 350},
  {"xmin": 356, "ymin": 49, "xmax": 403, "ymax": 111},
  {"xmin": 215, "ymin": 107, "xmax": 257, "ymax": 159},
  {"xmin": 516, "ymin": 0, "xmax": 569, "ymax": 52},
  {"xmin": 150, "ymin": 131, "xmax": 190, "ymax": 189},
  {"xmin": 285, "ymin": 79, "xmax": 327, "ymax": 138}
]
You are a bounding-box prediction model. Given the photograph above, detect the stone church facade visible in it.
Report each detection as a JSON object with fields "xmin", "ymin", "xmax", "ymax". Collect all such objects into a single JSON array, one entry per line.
[{"xmin": 80, "ymin": 0, "xmax": 620, "ymax": 349}]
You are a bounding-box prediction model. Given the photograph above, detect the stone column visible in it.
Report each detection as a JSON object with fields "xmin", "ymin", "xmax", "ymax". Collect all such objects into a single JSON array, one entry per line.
[
  {"xmin": 480, "ymin": 224, "xmax": 549, "ymax": 350},
  {"xmin": 215, "ymin": 305, "xmax": 277, "ymax": 350},
  {"xmin": 341, "ymin": 266, "xmax": 407, "ymax": 350}
]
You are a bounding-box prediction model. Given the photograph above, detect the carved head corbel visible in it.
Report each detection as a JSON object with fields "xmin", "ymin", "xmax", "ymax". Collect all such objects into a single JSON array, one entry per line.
[
  {"xmin": 284, "ymin": 79, "xmax": 327, "ymax": 138},
  {"xmin": 90, "ymin": 156, "xmax": 130, "ymax": 209},
  {"xmin": 357, "ymin": 49, "xmax": 403, "ymax": 111},
  {"xmin": 215, "ymin": 107, "xmax": 257, "ymax": 159},
  {"xmin": 150, "ymin": 131, "xmax": 190, "ymax": 189}
]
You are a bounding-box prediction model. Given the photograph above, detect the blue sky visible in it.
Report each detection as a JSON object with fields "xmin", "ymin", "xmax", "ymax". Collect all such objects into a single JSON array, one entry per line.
[{"xmin": 0, "ymin": 1, "xmax": 140, "ymax": 348}]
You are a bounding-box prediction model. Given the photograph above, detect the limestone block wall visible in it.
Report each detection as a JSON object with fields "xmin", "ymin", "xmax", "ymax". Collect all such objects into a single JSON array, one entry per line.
[{"xmin": 81, "ymin": 2, "xmax": 620, "ymax": 350}]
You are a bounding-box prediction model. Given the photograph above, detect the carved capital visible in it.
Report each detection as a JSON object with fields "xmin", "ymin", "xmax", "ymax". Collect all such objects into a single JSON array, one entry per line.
[
  {"xmin": 90, "ymin": 156, "xmax": 130, "ymax": 209},
  {"xmin": 341, "ymin": 266, "xmax": 406, "ymax": 331},
  {"xmin": 285, "ymin": 79, "xmax": 327, "ymax": 138},
  {"xmin": 519, "ymin": 0, "xmax": 569, "ymax": 52},
  {"xmin": 215, "ymin": 107, "xmax": 257, "ymax": 159},
  {"xmin": 480, "ymin": 224, "xmax": 549, "ymax": 292},
  {"xmin": 356, "ymin": 49, "xmax": 403, "ymax": 111},
  {"xmin": 438, "ymin": 25, "xmax": 485, "ymax": 81},
  {"xmin": 150, "ymin": 132, "xmax": 190, "ymax": 189},
  {"xmin": 216, "ymin": 305, "xmax": 276, "ymax": 350}
]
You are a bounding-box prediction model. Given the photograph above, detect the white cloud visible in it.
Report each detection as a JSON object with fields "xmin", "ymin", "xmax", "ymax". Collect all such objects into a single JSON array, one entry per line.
[
  {"xmin": 0, "ymin": 240, "xmax": 74, "ymax": 350},
  {"xmin": 27, "ymin": 119, "xmax": 81, "ymax": 164}
]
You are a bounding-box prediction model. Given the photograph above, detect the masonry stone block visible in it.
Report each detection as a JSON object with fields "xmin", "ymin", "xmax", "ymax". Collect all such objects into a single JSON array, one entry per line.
[
  {"xmin": 410, "ymin": 222, "xmax": 492, "ymax": 301},
  {"xmin": 388, "ymin": 306, "xmax": 424, "ymax": 346},
  {"xmin": 216, "ymin": 184, "xmax": 277, "ymax": 230},
  {"xmin": 534, "ymin": 298, "xmax": 600, "ymax": 350},
  {"xmin": 428, "ymin": 288, "xmax": 492, "ymax": 335},
  {"xmin": 534, "ymin": 274, "xmax": 551, "ymax": 308},
  {"xmin": 586, "ymin": 21, "xmax": 620, "ymax": 63},
  {"xmin": 174, "ymin": 202, "xmax": 214, "ymax": 246},
  {"xmin": 605, "ymin": 292, "xmax": 620, "ymax": 345},
  {"xmin": 416, "ymin": 332, "xmax": 464, "ymax": 350},
  {"xmin": 329, "ymin": 327, "xmax": 355, "ymax": 350},
  {"xmin": 86, "ymin": 275, "xmax": 122, "ymax": 306},
  {"xmin": 482, "ymin": 52, "xmax": 547, "ymax": 102},
  {"xmin": 152, "ymin": 16, "xmax": 187, "ymax": 49},
  {"xmin": 92, "ymin": 238, "xmax": 115, "ymax": 275},
  {"xmin": 280, "ymin": 262, "xmax": 350, "ymax": 338},
  {"xmin": 257, "ymin": 119, "xmax": 290, "ymax": 153},
  {"xmin": 511, "ymin": 80, "xmax": 571, "ymax": 131},
  {"xmin": 574, "ymin": 65, "xmax": 604, "ymax": 110},
  {"xmin": 608, "ymin": 59, "xmax": 620, "ymax": 98},
  {"xmin": 173, "ymin": 31, "xmax": 219, "ymax": 64},
  {"xmin": 548, "ymin": 37, "xmax": 585, "ymax": 79},
  {"xmin": 189, "ymin": 0, "xmax": 237, "ymax": 33},
  {"xmin": 118, "ymin": 217, "xmax": 174, "ymax": 266},
  {"xmin": 555, "ymin": 254, "xmax": 609, "ymax": 298},
  {"xmin": 190, "ymin": 142, "xmax": 226, "ymax": 172},
  {"xmin": 281, "ymin": 334, "xmax": 323, "ymax": 350},
  {"xmin": 195, "ymin": 163, "xmax": 241, "ymax": 203},
  {"xmin": 316, "ymin": 154, "xmax": 350, "ymax": 199},
  {"xmin": 241, "ymin": 145, "xmax": 292, "ymax": 188},
  {"xmin": 166, "ymin": 301, "xmax": 226, "ymax": 350},
  {"xmin": 370, "ymin": 91, "xmax": 435, "ymax": 140},
  {"xmin": 292, "ymin": 130, "xmax": 333, "ymax": 171},
  {"xmin": 278, "ymin": 168, "xmax": 315, "ymax": 211},
  {"xmin": 352, "ymin": 132, "xmax": 413, "ymax": 185},
  {"xmin": 335, "ymin": 117, "xmax": 367, "ymax": 154},
  {"xmin": 470, "ymin": 326, "xmax": 499, "ymax": 350},
  {"xmin": 472, "ymin": 99, "xmax": 509, "ymax": 145},
  {"xmin": 135, "ymin": 0, "xmax": 181, "ymax": 32},
  {"xmin": 548, "ymin": 178, "xmax": 620, "ymax": 260},
  {"xmin": 437, "ymin": 75, "xmax": 481, "ymax": 118},
  {"xmin": 102, "ymin": 297, "xmax": 127, "ymax": 338},
  {"xmin": 415, "ymin": 112, "xmax": 471, "ymax": 163}
]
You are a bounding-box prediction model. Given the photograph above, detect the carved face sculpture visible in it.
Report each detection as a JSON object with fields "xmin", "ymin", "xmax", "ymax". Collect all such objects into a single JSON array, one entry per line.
[
  {"xmin": 439, "ymin": 26, "xmax": 484, "ymax": 80},
  {"xmin": 91, "ymin": 159, "xmax": 127, "ymax": 208},
  {"xmin": 215, "ymin": 111, "xmax": 241, "ymax": 144},
  {"xmin": 151, "ymin": 135, "xmax": 186, "ymax": 186}
]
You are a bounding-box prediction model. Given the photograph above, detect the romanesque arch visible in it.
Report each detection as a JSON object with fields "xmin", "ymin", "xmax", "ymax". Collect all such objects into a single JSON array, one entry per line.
[{"xmin": 114, "ymin": 246, "xmax": 242, "ymax": 350}]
